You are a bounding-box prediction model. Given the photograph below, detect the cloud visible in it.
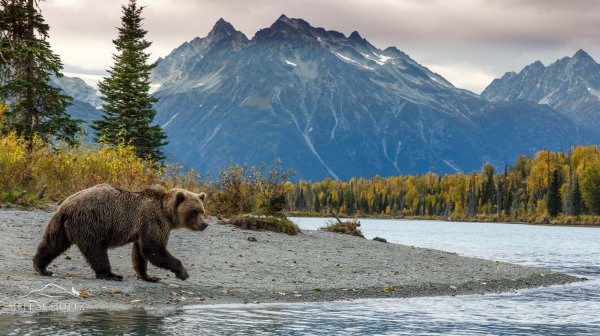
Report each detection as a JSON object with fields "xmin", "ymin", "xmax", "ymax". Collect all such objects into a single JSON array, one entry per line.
[{"xmin": 40, "ymin": 0, "xmax": 600, "ymax": 93}]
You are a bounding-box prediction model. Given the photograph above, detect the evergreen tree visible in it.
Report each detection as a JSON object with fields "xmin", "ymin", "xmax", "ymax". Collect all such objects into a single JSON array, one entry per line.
[
  {"xmin": 0, "ymin": 0, "xmax": 81, "ymax": 144},
  {"xmin": 481, "ymin": 163, "xmax": 496, "ymax": 208},
  {"xmin": 572, "ymin": 174, "xmax": 583, "ymax": 217},
  {"xmin": 466, "ymin": 174, "xmax": 478, "ymax": 217},
  {"xmin": 546, "ymin": 169, "xmax": 562, "ymax": 217},
  {"xmin": 93, "ymin": 0, "xmax": 166, "ymax": 161},
  {"xmin": 343, "ymin": 189, "xmax": 354, "ymax": 214},
  {"xmin": 314, "ymin": 196, "xmax": 321, "ymax": 213}
]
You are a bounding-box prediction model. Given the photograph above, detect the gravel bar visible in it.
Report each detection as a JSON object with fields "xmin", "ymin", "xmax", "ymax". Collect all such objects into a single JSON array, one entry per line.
[{"xmin": 0, "ymin": 209, "xmax": 583, "ymax": 314}]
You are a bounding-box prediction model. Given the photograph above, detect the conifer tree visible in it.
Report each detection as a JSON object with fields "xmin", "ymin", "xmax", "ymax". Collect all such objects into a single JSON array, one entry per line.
[
  {"xmin": 546, "ymin": 169, "xmax": 562, "ymax": 217},
  {"xmin": 571, "ymin": 174, "xmax": 582, "ymax": 217},
  {"xmin": 0, "ymin": 0, "xmax": 81, "ymax": 144},
  {"xmin": 93, "ymin": 0, "xmax": 166, "ymax": 161}
]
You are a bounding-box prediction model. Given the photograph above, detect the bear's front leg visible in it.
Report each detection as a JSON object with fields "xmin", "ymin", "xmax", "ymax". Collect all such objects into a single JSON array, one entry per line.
[
  {"xmin": 141, "ymin": 245, "xmax": 189, "ymax": 280},
  {"xmin": 132, "ymin": 241, "xmax": 160, "ymax": 282}
]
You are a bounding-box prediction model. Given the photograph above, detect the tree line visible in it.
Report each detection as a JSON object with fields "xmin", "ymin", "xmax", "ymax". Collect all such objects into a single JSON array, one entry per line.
[
  {"xmin": 285, "ymin": 146, "xmax": 600, "ymax": 222},
  {"xmin": 0, "ymin": 0, "xmax": 165, "ymax": 160}
]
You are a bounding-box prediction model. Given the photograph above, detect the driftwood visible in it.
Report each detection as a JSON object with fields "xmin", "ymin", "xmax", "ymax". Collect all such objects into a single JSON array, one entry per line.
[{"xmin": 330, "ymin": 210, "xmax": 343, "ymax": 224}]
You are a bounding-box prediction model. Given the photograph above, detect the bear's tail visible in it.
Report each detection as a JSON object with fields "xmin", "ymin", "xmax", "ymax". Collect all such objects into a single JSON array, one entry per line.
[{"xmin": 33, "ymin": 212, "xmax": 72, "ymax": 276}]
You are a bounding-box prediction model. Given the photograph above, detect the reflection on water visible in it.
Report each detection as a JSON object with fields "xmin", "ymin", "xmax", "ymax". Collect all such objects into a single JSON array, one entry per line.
[{"xmin": 3, "ymin": 219, "xmax": 599, "ymax": 335}]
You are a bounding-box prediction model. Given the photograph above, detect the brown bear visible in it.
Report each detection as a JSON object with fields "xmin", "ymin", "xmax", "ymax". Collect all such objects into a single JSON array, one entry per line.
[{"xmin": 33, "ymin": 184, "xmax": 208, "ymax": 282}]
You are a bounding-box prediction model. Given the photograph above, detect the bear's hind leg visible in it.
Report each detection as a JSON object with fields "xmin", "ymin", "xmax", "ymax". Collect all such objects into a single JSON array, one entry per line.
[
  {"xmin": 79, "ymin": 245, "xmax": 123, "ymax": 281},
  {"xmin": 33, "ymin": 216, "xmax": 72, "ymax": 276},
  {"xmin": 132, "ymin": 241, "xmax": 159, "ymax": 282}
]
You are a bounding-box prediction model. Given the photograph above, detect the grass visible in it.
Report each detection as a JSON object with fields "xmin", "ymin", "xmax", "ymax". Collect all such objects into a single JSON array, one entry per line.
[
  {"xmin": 320, "ymin": 219, "xmax": 365, "ymax": 238},
  {"xmin": 230, "ymin": 214, "xmax": 300, "ymax": 235},
  {"xmin": 551, "ymin": 215, "xmax": 600, "ymax": 226}
]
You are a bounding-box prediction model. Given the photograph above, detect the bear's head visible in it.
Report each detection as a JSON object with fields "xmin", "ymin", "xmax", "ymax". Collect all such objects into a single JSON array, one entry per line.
[{"xmin": 167, "ymin": 188, "xmax": 208, "ymax": 231}]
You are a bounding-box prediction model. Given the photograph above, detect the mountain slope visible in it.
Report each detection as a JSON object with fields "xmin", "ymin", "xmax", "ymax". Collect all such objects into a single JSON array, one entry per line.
[
  {"xmin": 151, "ymin": 16, "xmax": 588, "ymax": 180},
  {"xmin": 51, "ymin": 76, "xmax": 102, "ymax": 137},
  {"xmin": 53, "ymin": 75, "xmax": 103, "ymax": 108},
  {"xmin": 482, "ymin": 50, "xmax": 600, "ymax": 131}
]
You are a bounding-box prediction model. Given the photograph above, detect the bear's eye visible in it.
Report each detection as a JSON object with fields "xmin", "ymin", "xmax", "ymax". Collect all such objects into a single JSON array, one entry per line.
[{"xmin": 185, "ymin": 210, "xmax": 200, "ymax": 224}]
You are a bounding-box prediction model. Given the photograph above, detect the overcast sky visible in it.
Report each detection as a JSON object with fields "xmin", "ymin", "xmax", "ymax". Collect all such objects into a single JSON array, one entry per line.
[{"xmin": 41, "ymin": 0, "xmax": 600, "ymax": 93}]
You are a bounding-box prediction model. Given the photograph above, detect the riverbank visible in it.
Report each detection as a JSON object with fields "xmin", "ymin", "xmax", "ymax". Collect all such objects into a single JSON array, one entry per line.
[
  {"xmin": 0, "ymin": 209, "xmax": 583, "ymax": 314},
  {"xmin": 285, "ymin": 211, "xmax": 600, "ymax": 227}
]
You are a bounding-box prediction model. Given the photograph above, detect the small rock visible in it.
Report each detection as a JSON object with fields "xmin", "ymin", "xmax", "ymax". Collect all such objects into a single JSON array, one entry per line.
[
  {"xmin": 373, "ymin": 237, "xmax": 387, "ymax": 243},
  {"xmin": 247, "ymin": 237, "xmax": 257, "ymax": 242}
]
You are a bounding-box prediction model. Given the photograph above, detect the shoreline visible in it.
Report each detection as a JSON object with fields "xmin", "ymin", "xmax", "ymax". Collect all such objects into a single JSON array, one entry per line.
[
  {"xmin": 285, "ymin": 212, "xmax": 600, "ymax": 228},
  {"xmin": 0, "ymin": 209, "xmax": 584, "ymax": 314}
]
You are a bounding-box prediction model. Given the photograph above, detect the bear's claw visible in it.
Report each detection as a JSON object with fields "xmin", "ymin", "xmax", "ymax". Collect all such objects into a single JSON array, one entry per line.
[
  {"xmin": 176, "ymin": 268, "xmax": 189, "ymax": 281},
  {"xmin": 34, "ymin": 264, "xmax": 53, "ymax": 276}
]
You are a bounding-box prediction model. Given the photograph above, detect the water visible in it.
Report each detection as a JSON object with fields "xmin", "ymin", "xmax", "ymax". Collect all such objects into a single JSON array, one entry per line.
[{"xmin": 3, "ymin": 218, "xmax": 599, "ymax": 335}]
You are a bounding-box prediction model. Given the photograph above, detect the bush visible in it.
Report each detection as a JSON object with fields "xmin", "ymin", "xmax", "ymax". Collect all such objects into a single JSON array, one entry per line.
[
  {"xmin": 254, "ymin": 162, "xmax": 295, "ymax": 215},
  {"xmin": 320, "ymin": 219, "xmax": 364, "ymax": 238},
  {"xmin": 230, "ymin": 214, "xmax": 300, "ymax": 235},
  {"xmin": 0, "ymin": 133, "xmax": 161, "ymax": 205},
  {"xmin": 203, "ymin": 162, "xmax": 294, "ymax": 217},
  {"xmin": 0, "ymin": 134, "xmax": 295, "ymax": 217},
  {"xmin": 206, "ymin": 164, "xmax": 257, "ymax": 216}
]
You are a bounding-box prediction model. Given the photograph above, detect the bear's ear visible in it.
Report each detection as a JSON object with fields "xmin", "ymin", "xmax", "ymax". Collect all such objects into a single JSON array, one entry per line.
[
  {"xmin": 198, "ymin": 192, "xmax": 207, "ymax": 201},
  {"xmin": 175, "ymin": 192, "xmax": 186, "ymax": 208}
]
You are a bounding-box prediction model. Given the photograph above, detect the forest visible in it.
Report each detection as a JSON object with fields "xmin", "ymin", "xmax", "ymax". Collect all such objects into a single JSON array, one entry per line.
[{"xmin": 285, "ymin": 146, "xmax": 600, "ymax": 224}]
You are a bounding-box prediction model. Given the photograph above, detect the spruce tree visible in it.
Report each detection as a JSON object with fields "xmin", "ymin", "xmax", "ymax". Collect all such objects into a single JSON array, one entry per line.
[
  {"xmin": 546, "ymin": 169, "xmax": 562, "ymax": 217},
  {"xmin": 0, "ymin": 0, "xmax": 81, "ymax": 144},
  {"xmin": 93, "ymin": 0, "xmax": 166, "ymax": 161},
  {"xmin": 572, "ymin": 174, "xmax": 582, "ymax": 217}
]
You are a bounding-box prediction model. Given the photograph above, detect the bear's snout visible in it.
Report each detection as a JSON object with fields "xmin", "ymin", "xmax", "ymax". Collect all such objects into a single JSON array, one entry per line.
[{"xmin": 193, "ymin": 222, "xmax": 208, "ymax": 231}]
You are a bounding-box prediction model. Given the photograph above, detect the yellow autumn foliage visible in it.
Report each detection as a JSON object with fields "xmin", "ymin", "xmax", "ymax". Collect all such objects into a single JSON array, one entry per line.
[{"xmin": 0, "ymin": 133, "xmax": 161, "ymax": 204}]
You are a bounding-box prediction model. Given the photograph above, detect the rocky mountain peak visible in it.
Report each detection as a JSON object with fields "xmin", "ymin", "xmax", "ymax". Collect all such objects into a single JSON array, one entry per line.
[
  {"xmin": 572, "ymin": 49, "xmax": 594, "ymax": 62},
  {"xmin": 254, "ymin": 15, "xmax": 318, "ymax": 43},
  {"xmin": 482, "ymin": 49, "xmax": 600, "ymax": 130},
  {"xmin": 348, "ymin": 31, "xmax": 362, "ymax": 41},
  {"xmin": 521, "ymin": 60, "xmax": 545, "ymax": 74},
  {"xmin": 274, "ymin": 14, "xmax": 291, "ymax": 24},
  {"xmin": 207, "ymin": 18, "xmax": 247, "ymax": 42}
]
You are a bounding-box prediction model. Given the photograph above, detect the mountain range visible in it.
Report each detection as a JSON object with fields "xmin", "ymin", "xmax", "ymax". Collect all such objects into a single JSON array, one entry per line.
[
  {"xmin": 482, "ymin": 49, "xmax": 600, "ymax": 132},
  {"xmin": 56, "ymin": 16, "xmax": 599, "ymax": 180}
]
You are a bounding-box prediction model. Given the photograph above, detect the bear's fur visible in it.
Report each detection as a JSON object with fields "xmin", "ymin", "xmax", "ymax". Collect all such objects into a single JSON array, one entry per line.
[{"xmin": 32, "ymin": 184, "xmax": 208, "ymax": 282}]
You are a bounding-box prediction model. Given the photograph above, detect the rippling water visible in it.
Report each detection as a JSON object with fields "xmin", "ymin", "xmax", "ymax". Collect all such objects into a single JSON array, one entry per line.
[{"xmin": 3, "ymin": 219, "xmax": 599, "ymax": 335}]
